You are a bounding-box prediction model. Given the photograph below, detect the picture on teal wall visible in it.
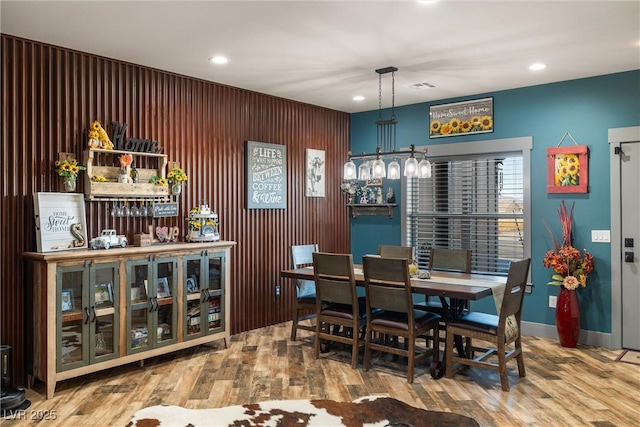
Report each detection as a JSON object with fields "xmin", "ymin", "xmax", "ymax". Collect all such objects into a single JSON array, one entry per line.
[
  {"xmin": 429, "ymin": 97, "xmax": 493, "ymax": 138},
  {"xmin": 546, "ymin": 145, "xmax": 589, "ymax": 193}
]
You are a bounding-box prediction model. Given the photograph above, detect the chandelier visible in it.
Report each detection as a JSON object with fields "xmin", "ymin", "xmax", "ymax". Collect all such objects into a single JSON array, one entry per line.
[{"xmin": 343, "ymin": 66, "xmax": 431, "ymax": 180}]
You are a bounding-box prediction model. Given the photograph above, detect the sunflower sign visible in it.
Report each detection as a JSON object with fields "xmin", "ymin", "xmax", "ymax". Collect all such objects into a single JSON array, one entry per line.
[
  {"xmin": 429, "ymin": 97, "xmax": 493, "ymax": 138},
  {"xmin": 546, "ymin": 135, "xmax": 589, "ymax": 193}
]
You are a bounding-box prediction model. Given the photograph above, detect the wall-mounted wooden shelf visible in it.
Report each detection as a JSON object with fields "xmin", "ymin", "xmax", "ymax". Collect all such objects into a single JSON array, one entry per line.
[
  {"xmin": 348, "ymin": 203, "xmax": 397, "ymax": 219},
  {"xmin": 83, "ymin": 148, "xmax": 169, "ymax": 201}
]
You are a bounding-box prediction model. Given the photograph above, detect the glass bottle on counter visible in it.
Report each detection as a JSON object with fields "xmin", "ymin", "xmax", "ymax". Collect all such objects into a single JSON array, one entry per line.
[{"xmin": 130, "ymin": 161, "xmax": 139, "ymax": 183}]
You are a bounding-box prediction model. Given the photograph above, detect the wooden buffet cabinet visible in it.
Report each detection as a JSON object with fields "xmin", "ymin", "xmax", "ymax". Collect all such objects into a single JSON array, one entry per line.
[{"xmin": 23, "ymin": 241, "xmax": 236, "ymax": 398}]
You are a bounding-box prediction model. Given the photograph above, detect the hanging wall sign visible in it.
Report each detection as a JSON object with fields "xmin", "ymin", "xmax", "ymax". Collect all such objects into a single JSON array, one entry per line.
[
  {"xmin": 245, "ymin": 141, "xmax": 287, "ymax": 209},
  {"xmin": 429, "ymin": 97, "xmax": 493, "ymax": 138},
  {"xmin": 152, "ymin": 202, "xmax": 179, "ymax": 217}
]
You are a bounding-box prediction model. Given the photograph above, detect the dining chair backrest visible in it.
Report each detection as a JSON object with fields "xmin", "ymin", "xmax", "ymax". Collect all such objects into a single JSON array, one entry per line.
[
  {"xmin": 291, "ymin": 244, "xmax": 318, "ymax": 298},
  {"xmin": 428, "ymin": 248, "xmax": 472, "ymax": 273},
  {"xmin": 499, "ymin": 258, "xmax": 531, "ymax": 322},
  {"xmin": 377, "ymin": 245, "xmax": 413, "ymax": 260},
  {"xmin": 312, "ymin": 252, "xmax": 357, "ymax": 307},
  {"xmin": 363, "ymin": 256, "xmax": 413, "ymax": 315}
]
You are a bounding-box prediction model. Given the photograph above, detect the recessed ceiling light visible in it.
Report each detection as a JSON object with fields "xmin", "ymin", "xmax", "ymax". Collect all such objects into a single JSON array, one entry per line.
[
  {"xmin": 353, "ymin": 95, "xmax": 365, "ymax": 102},
  {"xmin": 529, "ymin": 63, "xmax": 547, "ymax": 71},
  {"xmin": 209, "ymin": 56, "xmax": 229, "ymax": 65}
]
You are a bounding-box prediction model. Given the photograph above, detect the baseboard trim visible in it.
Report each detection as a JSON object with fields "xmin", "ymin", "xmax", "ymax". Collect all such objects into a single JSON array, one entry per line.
[{"xmin": 521, "ymin": 321, "xmax": 616, "ymax": 349}]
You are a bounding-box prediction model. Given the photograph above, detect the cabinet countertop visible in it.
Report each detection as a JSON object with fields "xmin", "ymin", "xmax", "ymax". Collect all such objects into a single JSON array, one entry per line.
[{"xmin": 22, "ymin": 240, "xmax": 237, "ymax": 261}]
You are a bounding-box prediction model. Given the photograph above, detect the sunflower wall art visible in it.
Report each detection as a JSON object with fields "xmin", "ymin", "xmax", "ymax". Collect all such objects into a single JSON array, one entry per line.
[
  {"xmin": 429, "ymin": 97, "xmax": 493, "ymax": 138},
  {"xmin": 546, "ymin": 145, "xmax": 589, "ymax": 193}
]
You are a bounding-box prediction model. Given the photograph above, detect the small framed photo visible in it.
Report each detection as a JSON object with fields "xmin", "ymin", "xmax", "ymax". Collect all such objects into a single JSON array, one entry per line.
[
  {"xmin": 186, "ymin": 275, "xmax": 199, "ymax": 293},
  {"xmin": 156, "ymin": 277, "xmax": 171, "ymax": 298},
  {"xmin": 95, "ymin": 282, "xmax": 113, "ymax": 306},
  {"xmin": 61, "ymin": 289, "xmax": 74, "ymax": 312}
]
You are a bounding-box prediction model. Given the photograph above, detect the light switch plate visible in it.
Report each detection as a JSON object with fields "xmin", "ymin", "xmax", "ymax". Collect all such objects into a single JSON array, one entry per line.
[
  {"xmin": 591, "ymin": 230, "xmax": 611, "ymax": 243},
  {"xmin": 549, "ymin": 295, "xmax": 557, "ymax": 308}
]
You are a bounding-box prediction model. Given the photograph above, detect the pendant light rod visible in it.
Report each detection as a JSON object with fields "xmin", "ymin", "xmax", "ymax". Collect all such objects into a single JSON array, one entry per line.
[{"xmin": 349, "ymin": 145, "xmax": 415, "ymax": 161}]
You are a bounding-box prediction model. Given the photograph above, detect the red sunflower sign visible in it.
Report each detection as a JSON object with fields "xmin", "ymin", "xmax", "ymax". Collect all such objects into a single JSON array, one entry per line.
[{"xmin": 546, "ymin": 145, "xmax": 589, "ymax": 193}]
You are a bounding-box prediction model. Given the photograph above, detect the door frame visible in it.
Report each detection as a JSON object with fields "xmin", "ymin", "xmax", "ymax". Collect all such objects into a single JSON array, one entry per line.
[{"xmin": 609, "ymin": 126, "xmax": 640, "ymax": 349}]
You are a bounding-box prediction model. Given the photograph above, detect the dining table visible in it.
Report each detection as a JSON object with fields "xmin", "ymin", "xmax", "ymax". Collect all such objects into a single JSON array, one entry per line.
[{"xmin": 280, "ymin": 265, "xmax": 507, "ymax": 378}]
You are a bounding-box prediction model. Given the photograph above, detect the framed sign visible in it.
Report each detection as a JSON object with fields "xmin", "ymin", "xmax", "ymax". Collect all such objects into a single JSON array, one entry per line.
[
  {"xmin": 245, "ymin": 141, "xmax": 287, "ymax": 209},
  {"xmin": 429, "ymin": 97, "xmax": 493, "ymax": 138},
  {"xmin": 305, "ymin": 148, "xmax": 325, "ymax": 197},
  {"xmin": 546, "ymin": 145, "xmax": 589, "ymax": 193},
  {"xmin": 34, "ymin": 192, "xmax": 88, "ymax": 252}
]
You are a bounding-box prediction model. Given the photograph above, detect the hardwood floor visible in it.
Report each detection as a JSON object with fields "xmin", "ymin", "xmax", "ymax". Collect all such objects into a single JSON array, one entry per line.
[{"xmin": 3, "ymin": 321, "xmax": 639, "ymax": 426}]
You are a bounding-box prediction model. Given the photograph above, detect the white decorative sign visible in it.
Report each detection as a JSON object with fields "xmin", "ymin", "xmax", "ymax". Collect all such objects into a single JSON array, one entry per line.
[
  {"xmin": 305, "ymin": 148, "xmax": 325, "ymax": 197},
  {"xmin": 34, "ymin": 192, "xmax": 88, "ymax": 252}
]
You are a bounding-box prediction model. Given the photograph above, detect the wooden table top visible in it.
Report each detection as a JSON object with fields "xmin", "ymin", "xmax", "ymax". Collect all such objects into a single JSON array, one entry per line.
[{"xmin": 280, "ymin": 266, "xmax": 505, "ymax": 301}]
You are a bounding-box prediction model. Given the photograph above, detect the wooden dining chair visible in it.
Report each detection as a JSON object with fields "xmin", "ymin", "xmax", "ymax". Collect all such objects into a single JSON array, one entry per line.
[
  {"xmin": 290, "ymin": 244, "xmax": 319, "ymax": 341},
  {"xmin": 312, "ymin": 252, "xmax": 366, "ymax": 369},
  {"xmin": 362, "ymin": 255, "xmax": 441, "ymax": 383},
  {"xmin": 416, "ymin": 247, "xmax": 472, "ymax": 315},
  {"xmin": 445, "ymin": 258, "xmax": 531, "ymax": 391},
  {"xmin": 377, "ymin": 245, "xmax": 413, "ymax": 260}
]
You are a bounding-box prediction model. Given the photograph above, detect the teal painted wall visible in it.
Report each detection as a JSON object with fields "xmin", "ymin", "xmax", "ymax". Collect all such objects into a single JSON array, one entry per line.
[{"xmin": 349, "ymin": 70, "xmax": 640, "ymax": 334}]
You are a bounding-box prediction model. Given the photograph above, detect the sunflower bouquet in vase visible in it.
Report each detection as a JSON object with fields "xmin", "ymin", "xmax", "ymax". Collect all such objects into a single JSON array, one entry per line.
[{"xmin": 55, "ymin": 155, "xmax": 86, "ymax": 192}]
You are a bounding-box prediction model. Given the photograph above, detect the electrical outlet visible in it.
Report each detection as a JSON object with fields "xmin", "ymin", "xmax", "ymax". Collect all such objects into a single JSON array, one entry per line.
[
  {"xmin": 274, "ymin": 284, "xmax": 281, "ymax": 298},
  {"xmin": 549, "ymin": 295, "xmax": 557, "ymax": 308}
]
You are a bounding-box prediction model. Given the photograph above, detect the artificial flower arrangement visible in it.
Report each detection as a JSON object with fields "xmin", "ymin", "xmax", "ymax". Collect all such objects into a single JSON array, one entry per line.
[
  {"xmin": 542, "ymin": 201, "xmax": 594, "ymax": 290},
  {"xmin": 340, "ymin": 181, "xmax": 365, "ymax": 196},
  {"xmin": 55, "ymin": 157, "xmax": 86, "ymax": 180},
  {"xmin": 167, "ymin": 166, "xmax": 188, "ymax": 185},
  {"xmin": 150, "ymin": 176, "xmax": 168, "ymax": 186},
  {"xmin": 119, "ymin": 153, "xmax": 133, "ymax": 169},
  {"xmin": 186, "ymin": 206, "xmax": 219, "ymax": 231}
]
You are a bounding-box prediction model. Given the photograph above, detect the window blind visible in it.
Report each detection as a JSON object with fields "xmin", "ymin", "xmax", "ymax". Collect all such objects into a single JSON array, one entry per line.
[{"xmin": 406, "ymin": 154, "xmax": 524, "ymax": 275}]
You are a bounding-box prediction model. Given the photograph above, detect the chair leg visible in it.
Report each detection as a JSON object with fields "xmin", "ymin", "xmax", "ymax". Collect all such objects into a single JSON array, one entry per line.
[
  {"xmin": 350, "ymin": 324, "xmax": 359, "ymax": 369},
  {"xmin": 515, "ymin": 338, "xmax": 526, "ymax": 378},
  {"xmin": 291, "ymin": 306, "xmax": 299, "ymax": 341},
  {"xmin": 497, "ymin": 341, "xmax": 509, "ymax": 392},
  {"xmin": 407, "ymin": 337, "xmax": 415, "ymax": 383},
  {"xmin": 364, "ymin": 328, "xmax": 372, "ymax": 372},
  {"xmin": 314, "ymin": 320, "xmax": 322, "ymax": 360}
]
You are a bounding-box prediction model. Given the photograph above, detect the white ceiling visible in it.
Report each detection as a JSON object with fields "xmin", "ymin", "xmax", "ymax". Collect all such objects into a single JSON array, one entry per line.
[{"xmin": 2, "ymin": 1, "xmax": 639, "ymax": 113}]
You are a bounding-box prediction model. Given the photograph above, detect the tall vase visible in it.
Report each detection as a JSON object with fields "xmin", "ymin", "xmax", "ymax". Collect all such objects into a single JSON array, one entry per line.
[
  {"xmin": 63, "ymin": 176, "xmax": 76, "ymax": 192},
  {"xmin": 556, "ymin": 287, "xmax": 580, "ymax": 347}
]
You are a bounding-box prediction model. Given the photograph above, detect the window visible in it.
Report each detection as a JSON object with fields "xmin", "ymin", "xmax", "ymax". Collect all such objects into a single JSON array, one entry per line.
[{"xmin": 403, "ymin": 138, "xmax": 531, "ymax": 276}]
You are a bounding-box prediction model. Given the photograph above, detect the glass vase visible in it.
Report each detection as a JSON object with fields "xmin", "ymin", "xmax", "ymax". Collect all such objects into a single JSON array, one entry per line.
[{"xmin": 63, "ymin": 176, "xmax": 76, "ymax": 192}]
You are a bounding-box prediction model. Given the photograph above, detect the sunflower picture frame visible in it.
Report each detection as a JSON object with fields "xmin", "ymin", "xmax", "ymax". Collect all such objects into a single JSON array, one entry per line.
[
  {"xmin": 546, "ymin": 145, "xmax": 589, "ymax": 193},
  {"xmin": 429, "ymin": 97, "xmax": 493, "ymax": 138}
]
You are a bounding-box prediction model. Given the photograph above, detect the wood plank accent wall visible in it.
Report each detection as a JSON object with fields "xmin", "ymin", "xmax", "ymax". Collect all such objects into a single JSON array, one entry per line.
[{"xmin": 1, "ymin": 34, "xmax": 351, "ymax": 384}]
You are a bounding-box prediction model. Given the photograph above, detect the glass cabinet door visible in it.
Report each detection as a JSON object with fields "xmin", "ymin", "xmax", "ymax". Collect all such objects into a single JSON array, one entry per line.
[
  {"xmin": 89, "ymin": 262, "xmax": 119, "ymax": 363},
  {"xmin": 184, "ymin": 254, "xmax": 204, "ymax": 339},
  {"xmin": 205, "ymin": 254, "xmax": 224, "ymax": 333},
  {"xmin": 184, "ymin": 251, "xmax": 225, "ymax": 340},
  {"xmin": 127, "ymin": 259, "xmax": 152, "ymax": 354},
  {"xmin": 57, "ymin": 264, "xmax": 88, "ymax": 372},
  {"xmin": 154, "ymin": 257, "xmax": 178, "ymax": 347}
]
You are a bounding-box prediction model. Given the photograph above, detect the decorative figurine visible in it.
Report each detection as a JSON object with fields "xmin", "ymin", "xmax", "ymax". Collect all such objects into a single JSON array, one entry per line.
[
  {"xmin": 376, "ymin": 187, "xmax": 384, "ymax": 204},
  {"xmin": 386, "ymin": 187, "xmax": 396, "ymax": 204}
]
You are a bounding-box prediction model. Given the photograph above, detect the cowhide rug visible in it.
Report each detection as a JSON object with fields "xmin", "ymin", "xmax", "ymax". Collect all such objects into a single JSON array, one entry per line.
[{"xmin": 127, "ymin": 395, "xmax": 479, "ymax": 427}]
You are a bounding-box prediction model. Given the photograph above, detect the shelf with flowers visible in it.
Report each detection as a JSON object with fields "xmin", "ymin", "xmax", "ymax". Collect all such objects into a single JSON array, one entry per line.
[
  {"xmin": 83, "ymin": 147, "xmax": 169, "ymax": 201},
  {"xmin": 542, "ymin": 200, "xmax": 594, "ymax": 348},
  {"xmin": 55, "ymin": 154, "xmax": 86, "ymax": 192}
]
